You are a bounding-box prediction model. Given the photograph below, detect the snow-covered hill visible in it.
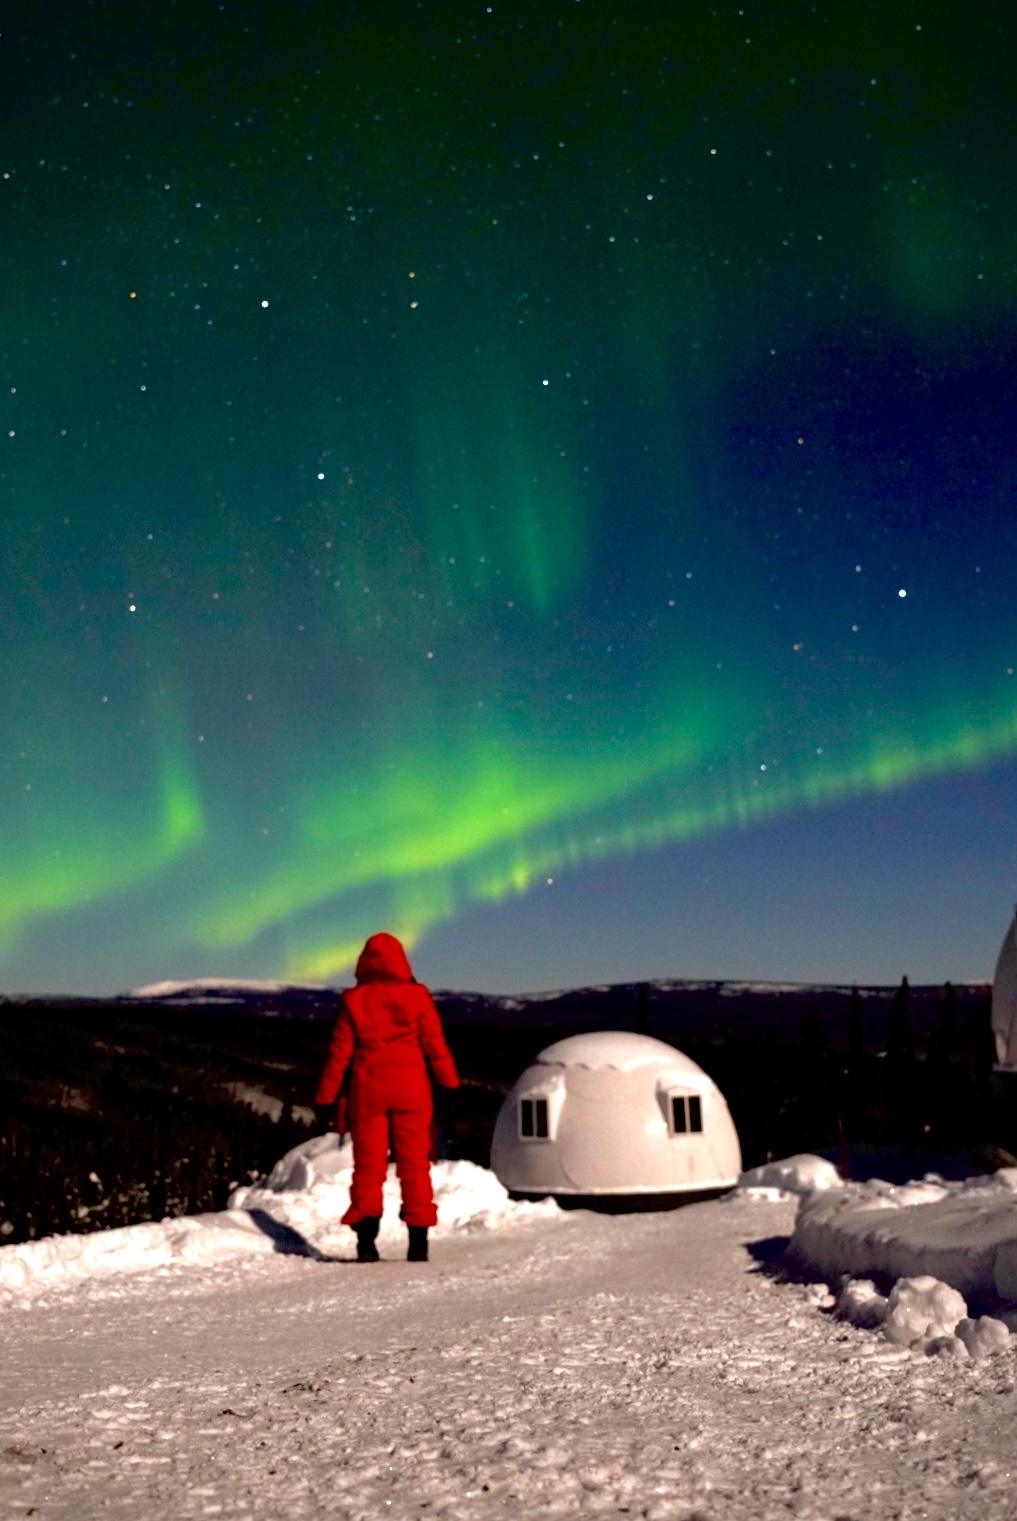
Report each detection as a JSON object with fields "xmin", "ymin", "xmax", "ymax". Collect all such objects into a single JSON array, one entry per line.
[
  {"xmin": 127, "ymin": 977, "xmax": 332, "ymax": 1001},
  {"xmin": 122, "ymin": 977, "xmax": 337, "ymax": 1014}
]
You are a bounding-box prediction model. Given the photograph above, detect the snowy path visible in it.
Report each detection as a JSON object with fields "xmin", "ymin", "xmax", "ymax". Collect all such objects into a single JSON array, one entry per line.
[{"xmin": 3, "ymin": 1196, "xmax": 1017, "ymax": 1520}]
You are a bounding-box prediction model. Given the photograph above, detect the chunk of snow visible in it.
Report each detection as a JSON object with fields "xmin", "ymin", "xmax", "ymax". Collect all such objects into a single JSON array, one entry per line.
[
  {"xmin": 803, "ymin": 1281, "xmax": 835, "ymax": 1309},
  {"xmin": 735, "ymin": 1185, "xmax": 795, "ymax": 1203},
  {"xmin": 835, "ymin": 1277, "xmax": 888, "ymax": 1329},
  {"xmin": 925, "ymin": 1333, "xmax": 969, "ymax": 1360},
  {"xmin": 737, "ymin": 1153, "xmax": 843, "ymax": 1196},
  {"xmin": 883, "ymin": 1275, "xmax": 968, "ymax": 1348},
  {"xmin": 956, "ymin": 1314, "xmax": 1011, "ymax": 1359},
  {"xmin": 260, "ymin": 1129, "xmax": 346, "ymax": 1192}
]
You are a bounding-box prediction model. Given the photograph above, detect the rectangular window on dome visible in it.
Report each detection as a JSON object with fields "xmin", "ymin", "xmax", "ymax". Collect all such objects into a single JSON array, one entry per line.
[
  {"xmin": 670, "ymin": 1095, "xmax": 703, "ymax": 1135},
  {"xmin": 520, "ymin": 1097, "xmax": 549, "ymax": 1140}
]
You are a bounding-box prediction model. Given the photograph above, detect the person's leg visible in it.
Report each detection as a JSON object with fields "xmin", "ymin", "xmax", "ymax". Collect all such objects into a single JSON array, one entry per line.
[
  {"xmin": 390, "ymin": 1105, "xmax": 438, "ymax": 1230},
  {"xmin": 341, "ymin": 1109, "xmax": 390, "ymax": 1226}
]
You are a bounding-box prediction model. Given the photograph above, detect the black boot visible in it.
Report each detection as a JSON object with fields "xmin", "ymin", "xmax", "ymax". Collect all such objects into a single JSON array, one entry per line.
[
  {"xmin": 353, "ymin": 1217, "xmax": 380, "ymax": 1262},
  {"xmin": 407, "ymin": 1225, "xmax": 429, "ymax": 1262}
]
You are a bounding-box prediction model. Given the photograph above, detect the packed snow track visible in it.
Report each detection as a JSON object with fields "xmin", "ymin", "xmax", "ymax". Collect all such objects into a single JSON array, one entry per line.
[{"xmin": 4, "ymin": 1192, "xmax": 1017, "ymax": 1520}]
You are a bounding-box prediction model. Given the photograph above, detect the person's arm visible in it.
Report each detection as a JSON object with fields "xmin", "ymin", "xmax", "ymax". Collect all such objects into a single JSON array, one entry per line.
[
  {"xmin": 419, "ymin": 993, "xmax": 460, "ymax": 1089},
  {"xmin": 315, "ymin": 1000, "xmax": 356, "ymax": 1106}
]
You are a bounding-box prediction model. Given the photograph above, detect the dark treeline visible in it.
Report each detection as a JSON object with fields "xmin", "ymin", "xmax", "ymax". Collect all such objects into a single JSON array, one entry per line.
[
  {"xmin": 0, "ymin": 1096, "xmax": 312, "ymax": 1246},
  {"xmin": 439, "ymin": 977, "xmax": 1002, "ymax": 1180},
  {"xmin": 0, "ymin": 999, "xmax": 327, "ymax": 1247},
  {"xmin": 0, "ymin": 978, "xmax": 1001, "ymax": 1246},
  {"xmin": 692, "ymin": 979, "xmax": 999, "ymax": 1176}
]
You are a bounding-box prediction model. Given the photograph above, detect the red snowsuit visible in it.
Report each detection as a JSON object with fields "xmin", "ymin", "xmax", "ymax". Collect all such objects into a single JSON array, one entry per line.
[{"xmin": 315, "ymin": 933, "xmax": 460, "ymax": 1228}]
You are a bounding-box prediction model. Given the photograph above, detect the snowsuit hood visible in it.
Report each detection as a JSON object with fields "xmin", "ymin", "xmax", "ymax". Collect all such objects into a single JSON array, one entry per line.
[{"xmin": 355, "ymin": 932, "xmax": 414, "ymax": 984}]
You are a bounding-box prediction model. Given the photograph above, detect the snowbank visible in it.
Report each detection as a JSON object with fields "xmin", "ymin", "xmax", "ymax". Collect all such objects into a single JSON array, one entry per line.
[
  {"xmin": 726, "ymin": 1150, "xmax": 1017, "ymax": 1361},
  {"xmin": 231, "ymin": 1132, "xmax": 560, "ymax": 1242},
  {"xmin": 790, "ymin": 1168, "xmax": 1017, "ymax": 1304},
  {"xmin": 736, "ymin": 1153, "xmax": 843, "ymax": 1198},
  {"xmin": 0, "ymin": 1137, "xmax": 558, "ymax": 1305},
  {"xmin": 728, "ymin": 1156, "xmax": 1017, "ymax": 1360},
  {"xmin": 0, "ymin": 1209, "xmax": 284, "ymax": 1305}
]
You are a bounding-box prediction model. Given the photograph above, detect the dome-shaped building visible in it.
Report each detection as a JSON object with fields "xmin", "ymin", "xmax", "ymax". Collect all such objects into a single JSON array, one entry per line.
[
  {"xmin": 992, "ymin": 910, "xmax": 1017, "ymax": 1068},
  {"xmin": 490, "ymin": 1030, "xmax": 742, "ymax": 1206}
]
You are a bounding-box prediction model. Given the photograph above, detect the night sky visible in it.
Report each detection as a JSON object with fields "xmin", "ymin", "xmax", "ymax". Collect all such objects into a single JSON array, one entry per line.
[{"xmin": 3, "ymin": 1, "xmax": 1016, "ymax": 996}]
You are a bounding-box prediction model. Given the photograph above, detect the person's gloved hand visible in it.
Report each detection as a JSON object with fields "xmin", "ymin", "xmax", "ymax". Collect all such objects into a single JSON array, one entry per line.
[{"xmin": 314, "ymin": 1102, "xmax": 335, "ymax": 1132}]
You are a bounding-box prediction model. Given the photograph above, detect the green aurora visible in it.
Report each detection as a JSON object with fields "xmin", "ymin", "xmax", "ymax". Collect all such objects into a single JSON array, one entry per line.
[{"xmin": 2, "ymin": 1, "xmax": 1016, "ymax": 991}]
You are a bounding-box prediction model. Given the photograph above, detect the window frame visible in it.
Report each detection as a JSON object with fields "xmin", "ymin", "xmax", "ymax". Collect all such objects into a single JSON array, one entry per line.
[
  {"xmin": 519, "ymin": 1095, "xmax": 550, "ymax": 1141},
  {"xmin": 668, "ymin": 1092, "xmax": 704, "ymax": 1137}
]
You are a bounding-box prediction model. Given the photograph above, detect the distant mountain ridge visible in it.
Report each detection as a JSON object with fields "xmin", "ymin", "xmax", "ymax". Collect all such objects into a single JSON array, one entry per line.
[
  {"xmin": 99, "ymin": 974, "xmax": 992, "ymax": 1055},
  {"xmin": 127, "ymin": 978, "xmax": 332, "ymax": 1003}
]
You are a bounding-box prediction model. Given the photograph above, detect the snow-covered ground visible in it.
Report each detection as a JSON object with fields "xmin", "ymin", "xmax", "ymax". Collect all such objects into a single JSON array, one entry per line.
[
  {"xmin": 4, "ymin": 1146, "xmax": 1017, "ymax": 1518},
  {"xmin": 0, "ymin": 1138, "xmax": 557, "ymax": 1306}
]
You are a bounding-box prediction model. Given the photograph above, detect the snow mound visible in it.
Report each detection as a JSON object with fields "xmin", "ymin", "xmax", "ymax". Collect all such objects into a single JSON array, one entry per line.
[
  {"xmin": 883, "ymin": 1275, "xmax": 967, "ymax": 1348},
  {"xmin": 835, "ymin": 1277, "xmax": 889, "ymax": 1329},
  {"xmin": 791, "ymin": 1167, "xmax": 1017, "ymax": 1304},
  {"xmin": 232, "ymin": 1132, "xmax": 561, "ymax": 1241},
  {"xmin": 0, "ymin": 1138, "xmax": 558, "ymax": 1305},
  {"xmin": 957, "ymin": 1314, "xmax": 1011, "ymax": 1359},
  {"xmin": 835, "ymin": 1274, "xmax": 1010, "ymax": 1360},
  {"xmin": 736, "ymin": 1153, "xmax": 843, "ymax": 1197},
  {"xmin": 0, "ymin": 1210, "xmax": 285, "ymax": 1306}
]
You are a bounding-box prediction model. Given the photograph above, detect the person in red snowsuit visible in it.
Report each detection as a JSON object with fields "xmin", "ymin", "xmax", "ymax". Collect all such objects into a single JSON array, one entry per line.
[{"xmin": 314, "ymin": 932, "xmax": 460, "ymax": 1262}]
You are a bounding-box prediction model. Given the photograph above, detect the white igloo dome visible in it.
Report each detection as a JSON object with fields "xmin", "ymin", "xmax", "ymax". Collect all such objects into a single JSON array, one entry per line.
[
  {"xmin": 490, "ymin": 1030, "xmax": 742, "ymax": 1199},
  {"xmin": 993, "ymin": 911, "xmax": 1017, "ymax": 1068}
]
